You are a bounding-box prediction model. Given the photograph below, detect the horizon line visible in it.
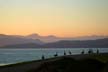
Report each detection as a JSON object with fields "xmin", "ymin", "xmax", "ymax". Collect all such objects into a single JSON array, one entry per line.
[{"xmin": 0, "ymin": 33, "xmax": 108, "ymax": 38}]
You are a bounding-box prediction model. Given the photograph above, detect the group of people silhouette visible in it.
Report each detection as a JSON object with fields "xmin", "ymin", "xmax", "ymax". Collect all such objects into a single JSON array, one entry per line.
[
  {"xmin": 53, "ymin": 51, "xmax": 72, "ymax": 57},
  {"xmin": 41, "ymin": 49, "xmax": 100, "ymax": 60},
  {"xmin": 41, "ymin": 51, "xmax": 72, "ymax": 60},
  {"xmin": 81, "ymin": 49, "xmax": 99, "ymax": 54}
]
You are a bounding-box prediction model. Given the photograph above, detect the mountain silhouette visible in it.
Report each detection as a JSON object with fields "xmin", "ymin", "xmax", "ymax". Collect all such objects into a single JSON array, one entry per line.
[
  {"xmin": 1, "ymin": 38, "xmax": 108, "ymax": 48},
  {"xmin": 26, "ymin": 33, "xmax": 60, "ymax": 43},
  {"xmin": 0, "ymin": 34, "xmax": 43, "ymax": 47},
  {"xmin": 43, "ymin": 38, "xmax": 108, "ymax": 48},
  {"xmin": 26, "ymin": 33, "xmax": 108, "ymax": 43}
]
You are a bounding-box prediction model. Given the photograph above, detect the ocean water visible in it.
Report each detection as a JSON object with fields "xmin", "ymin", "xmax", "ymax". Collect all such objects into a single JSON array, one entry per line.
[{"xmin": 0, "ymin": 48, "xmax": 108, "ymax": 65}]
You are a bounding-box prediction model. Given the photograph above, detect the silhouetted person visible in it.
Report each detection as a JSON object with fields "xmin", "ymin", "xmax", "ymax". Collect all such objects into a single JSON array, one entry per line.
[
  {"xmin": 81, "ymin": 50, "xmax": 85, "ymax": 54},
  {"xmin": 88, "ymin": 49, "xmax": 93, "ymax": 54},
  {"xmin": 88, "ymin": 49, "xmax": 91, "ymax": 54},
  {"xmin": 42, "ymin": 55, "xmax": 45, "ymax": 60},
  {"xmin": 69, "ymin": 51, "xmax": 72, "ymax": 55},
  {"xmin": 54, "ymin": 52, "xmax": 58, "ymax": 57},
  {"xmin": 96, "ymin": 49, "xmax": 99, "ymax": 54},
  {"xmin": 64, "ymin": 51, "xmax": 66, "ymax": 55}
]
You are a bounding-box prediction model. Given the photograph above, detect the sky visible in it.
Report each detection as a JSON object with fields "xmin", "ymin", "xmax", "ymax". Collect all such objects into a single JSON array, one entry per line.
[{"xmin": 0, "ymin": 0, "xmax": 108, "ymax": 37}]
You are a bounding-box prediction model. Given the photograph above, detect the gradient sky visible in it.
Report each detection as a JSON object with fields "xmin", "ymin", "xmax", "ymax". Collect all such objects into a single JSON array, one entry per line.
[{"xmin": 0, "ymin": 0, "xmax": 108, "ymax": 37}]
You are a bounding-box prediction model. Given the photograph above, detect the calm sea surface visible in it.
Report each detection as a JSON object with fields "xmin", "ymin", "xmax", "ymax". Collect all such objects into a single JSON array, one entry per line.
[{"xmin": 0, "ymin": 48, "xmax": 108, "ymax": 65}]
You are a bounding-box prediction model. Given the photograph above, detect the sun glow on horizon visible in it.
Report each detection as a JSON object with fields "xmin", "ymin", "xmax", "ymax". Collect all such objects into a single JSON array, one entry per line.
[{"xmin": 0, "ymin": 0, "xmax": 108, "ymax": 37}]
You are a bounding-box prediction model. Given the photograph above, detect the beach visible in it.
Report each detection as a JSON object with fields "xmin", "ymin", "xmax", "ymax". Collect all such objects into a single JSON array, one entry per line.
[{"xmin": 0, "ymin": 53, "xmax": 108, "ymax": 72}]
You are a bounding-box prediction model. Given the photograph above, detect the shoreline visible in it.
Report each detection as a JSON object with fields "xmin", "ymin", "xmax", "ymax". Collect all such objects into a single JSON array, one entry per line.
[{"xmin": 0, "ymin": 53, "xmax": 108, "ymax": 72}]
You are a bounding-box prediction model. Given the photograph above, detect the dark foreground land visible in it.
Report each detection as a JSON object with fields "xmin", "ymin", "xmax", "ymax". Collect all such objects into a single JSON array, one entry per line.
[{"xmin": 0, "ymin": 53, "xmax": 108, "ymax": 72}]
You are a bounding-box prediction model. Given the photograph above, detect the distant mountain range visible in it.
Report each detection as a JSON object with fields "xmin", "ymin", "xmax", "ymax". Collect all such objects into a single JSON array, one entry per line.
[
  {"xmin": 0, "ymin": 33, "xmax": 108, "ymax": 48},
  {"xmin": 26, "ymin": 33, "xmax": 108, "ymax": 43},
  {"xmin": 43, "ymin": 38, "xmax": 108, "ymax": 48},
  {"xmin": 0, "ymin": 34, "xmax": 43, "ymax": 47},
  {"xmin": 26, "ymin": 33, "xmax": 60, "ymax": 43}
]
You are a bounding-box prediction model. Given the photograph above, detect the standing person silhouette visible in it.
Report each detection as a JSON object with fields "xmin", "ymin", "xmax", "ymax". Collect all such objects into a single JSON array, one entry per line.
[
  {"xmin": 69, "ymin": 50, "xmax": 72, "ymax": 55},
  {"xmin": 42, "ymin": 55, "xmax": 45, "ymax": 60},
  {"xmin": 81, "ymin": 50, "xmax": 85, "ymax": 54},
  {"xmin": 54, "ymin": 52, "xmax": 58, "ymax": 57},
  {"xmin": 64, "ymin": 51, "xmax": 66, "ymax": 55},
  {"xmin": 88, "ymin": 49, "xmax": 93, "ymax": 54},
  {"xmin": 96, "ymin": 49, "xmax": 99, "ymax": 54}
]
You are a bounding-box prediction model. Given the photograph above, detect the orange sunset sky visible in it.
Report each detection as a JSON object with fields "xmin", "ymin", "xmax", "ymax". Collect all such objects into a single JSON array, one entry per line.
[{"xmin": 0, "ymin": 0, "xmax": 108, "ymax": 37}]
